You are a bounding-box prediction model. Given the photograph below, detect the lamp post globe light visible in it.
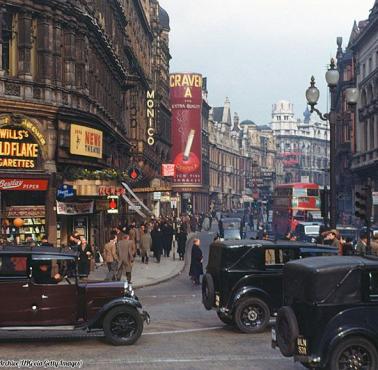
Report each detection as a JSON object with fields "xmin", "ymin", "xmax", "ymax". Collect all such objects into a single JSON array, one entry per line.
[
  {"xmin": 325, "ymin": 58, "xmax": 340, "ymax": 88},
  {"xmin": 305, "ymin": 76, "xmax": 320, "ymax": 106},
  {"xmin": 305, "ymin": 58, "xmax": 357, "ymax": 229}
]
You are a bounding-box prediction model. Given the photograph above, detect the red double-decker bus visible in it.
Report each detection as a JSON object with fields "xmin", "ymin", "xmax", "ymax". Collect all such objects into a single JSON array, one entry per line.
[{"xmin": 272, "ymin": 183, "xmax": 321, "ymax": 237}]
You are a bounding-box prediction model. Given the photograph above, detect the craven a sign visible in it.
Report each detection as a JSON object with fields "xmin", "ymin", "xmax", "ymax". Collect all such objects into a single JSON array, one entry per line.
[
  {"xmin": 0, "ymin": 115, "xmax": 46, "ymax": 169},
  {"xmin": 70, "ymin": 124, "xmax": 103, "ymax": 159}
]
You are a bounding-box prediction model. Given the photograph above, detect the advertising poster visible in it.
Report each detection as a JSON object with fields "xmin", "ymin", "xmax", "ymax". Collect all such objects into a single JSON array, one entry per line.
[
  {"xmin": 170, "ymin": 73, "xmax": 203, "ymax": 186},
  {"xmin": 70, "ymin": 124, "xmax": 103, "ymax": 159}
]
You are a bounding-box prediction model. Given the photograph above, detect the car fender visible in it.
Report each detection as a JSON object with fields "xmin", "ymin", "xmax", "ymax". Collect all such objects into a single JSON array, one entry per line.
[
  {"xmin": 228, "ymin": 286, "xmax": 272, "ymax": 313},
  {"xmin": 316, "ymin": 307, "xmax": 378, "ymax": 366},
  {"xmin": 87, "ymin": 297, "xmax": 142, "ymax": 329}
]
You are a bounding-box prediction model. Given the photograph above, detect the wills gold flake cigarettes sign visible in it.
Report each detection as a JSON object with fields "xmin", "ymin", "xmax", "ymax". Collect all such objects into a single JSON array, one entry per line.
[{"xmin": 70, "ymin": 124, "xmax": 103, "ymax": 159}]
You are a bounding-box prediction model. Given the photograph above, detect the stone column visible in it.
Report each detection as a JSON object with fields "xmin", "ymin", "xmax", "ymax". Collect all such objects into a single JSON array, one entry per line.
[
  {"xmin": 0, "ymin": 7, "xmax": 4, "ymax": 73},
  {"xmin": 53, "ymin": 20, "xmax": 63, "ymax": 86},
  {"xmin": 37, "ymin": 16, "xmax": 53, "ymax": 84},
  {"xmin": 46, "ymin": 172, "xmax": 57, "ymax": 244},
  {"xmin": 18, "ymin": 10, "xmax": 32, "ymax": 80}
]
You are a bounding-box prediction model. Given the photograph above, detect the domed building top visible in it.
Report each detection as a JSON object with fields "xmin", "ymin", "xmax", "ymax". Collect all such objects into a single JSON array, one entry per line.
[
  {"xmin": 240, "ymin": 119, "xmax": 256, "ymax": 126},
  {"xmin": 159, "ymin": 6, "xmax": 170, "ymax": 31},
  {"xmin": 272, "ymin": 100, "xmax": 294, "ymax": 115}
]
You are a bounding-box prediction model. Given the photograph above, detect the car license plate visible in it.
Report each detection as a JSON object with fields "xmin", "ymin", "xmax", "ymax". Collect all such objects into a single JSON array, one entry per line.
[
  {"xmin": 271, "ymin": 328, "xmax": 276, "ymax": 342},
  {"xmin": 297, "ymin": 336, "xmax": 308, "ymax": 356}
]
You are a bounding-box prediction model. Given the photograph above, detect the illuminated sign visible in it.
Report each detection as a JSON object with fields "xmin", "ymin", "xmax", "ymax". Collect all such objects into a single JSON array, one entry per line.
[
  {"xmin": 0, "ymin": 116, "xmax": 46, "ymax": 169},
  {"xmin": 107, "ymin": 196, "xmax": 119, "ymax": 214},
  {"xmin": 70, "ymin": 124, "xmax": 103, "ymax": 159},
  {"xmin": 146, "ymin": 90, "xmax": 155, "ymax": 146}
]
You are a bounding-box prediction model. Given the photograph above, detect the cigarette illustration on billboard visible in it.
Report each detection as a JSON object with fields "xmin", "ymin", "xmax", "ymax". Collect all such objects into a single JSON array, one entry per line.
[{"xmin": 183, "ymin": 129, "xmax": 195, "ymax": 161}]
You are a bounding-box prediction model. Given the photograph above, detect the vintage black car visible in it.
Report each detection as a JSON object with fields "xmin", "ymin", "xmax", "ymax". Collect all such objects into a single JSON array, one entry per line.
[
  {"xmin": 273, "ymin": 256, "xmax": 378, "ymax": 369},
  {"xmin": 0, "ymin": 246, "xmax": 149, "ymax": 345},
  {"xmin": 202, "ymin": 240, "xmax": 337, "ymax": 333}
]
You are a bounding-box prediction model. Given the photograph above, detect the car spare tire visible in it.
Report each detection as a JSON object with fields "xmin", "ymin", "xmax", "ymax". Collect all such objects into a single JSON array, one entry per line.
[
  {"xmin": 276, "ymin": 306, "xmax": 299, "ymax": 357},
  {"xmin": 202, "ymin": 273, "xmax": 215, "ymax": 310}
]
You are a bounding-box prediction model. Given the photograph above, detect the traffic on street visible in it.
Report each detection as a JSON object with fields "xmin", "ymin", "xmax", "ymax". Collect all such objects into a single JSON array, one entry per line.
[{"xmin": 1, "ymin": 0, "xmax": 378, "ymax": 369}]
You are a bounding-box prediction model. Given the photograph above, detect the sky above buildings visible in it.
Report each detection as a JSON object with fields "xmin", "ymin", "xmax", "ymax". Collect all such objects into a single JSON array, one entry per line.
[{"xmin": 159, "ymin": 0, "xmax": 374, "ymax": 125}]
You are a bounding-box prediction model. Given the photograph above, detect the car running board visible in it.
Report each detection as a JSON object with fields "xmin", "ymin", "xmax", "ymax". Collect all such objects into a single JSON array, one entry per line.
[{"xmin": 0, "ymin": 326, "xmax": 75, "ymax": 331}]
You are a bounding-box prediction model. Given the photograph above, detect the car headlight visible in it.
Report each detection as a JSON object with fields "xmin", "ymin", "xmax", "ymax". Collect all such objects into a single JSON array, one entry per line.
[{"xmin": 124, "ymin": 281, "xmax": 134, "ymax": 297}]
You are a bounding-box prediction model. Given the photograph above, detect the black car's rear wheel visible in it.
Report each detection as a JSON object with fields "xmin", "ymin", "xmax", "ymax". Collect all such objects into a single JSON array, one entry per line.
[
  {"xmin": 217, "ymin": 311, "xmax": 233, "ymax": 325},
  {"xmin": 329, "ymin": 337, "xmax": 378, "ymax": 370},
  {"xmin": 103, "ymin": 306, "xmax": 143, "ymax": 345},
  {"xmin": 202, "ymin": 273, "xmax": 215, "ymax": 310},
  {"xmin": 234, "ymin": 297, "xmax": 270, "ymax": 333},
  {"xmin": 276, "ymin": 306, "xmax": 299, "ymax": 357}
]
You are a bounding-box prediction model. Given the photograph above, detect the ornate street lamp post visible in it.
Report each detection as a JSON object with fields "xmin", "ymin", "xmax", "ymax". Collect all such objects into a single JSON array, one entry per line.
[{"xmin": 305, "ymin": 58, "xmax": 358, "ymax": 229}]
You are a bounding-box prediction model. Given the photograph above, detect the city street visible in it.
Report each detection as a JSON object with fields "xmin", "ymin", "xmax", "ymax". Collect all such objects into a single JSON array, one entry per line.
[{"xmin": 0, "ymin": 230, "xmax": 303, "ymax": 370}]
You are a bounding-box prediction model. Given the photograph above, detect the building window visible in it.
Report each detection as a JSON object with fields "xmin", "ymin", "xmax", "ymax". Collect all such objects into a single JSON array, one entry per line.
[
  {"xmin": 369, "ymin": 57, "xmax": 373, "ymax": 74},
  {"xmin": 363, "ymin": 63, "xmax": 366, "ymax": 79},
  {"xmin": 284, "ymin": 115, "xmax": 288, "ymax": 120},
  {"xmin": 2, "ymin": 11, "xmax": 17, "ymax": 76},
  {"xmin": 276, "ymin": 115, "xmax": 281, "ymax": 121}
]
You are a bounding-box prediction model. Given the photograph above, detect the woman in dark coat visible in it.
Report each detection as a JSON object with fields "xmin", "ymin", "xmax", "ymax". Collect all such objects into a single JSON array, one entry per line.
[
  {"xmin": 177, "ymin": 227, "xmax": 188, "ymax": 261},
  {"xmin": 151, "ymin": 223, "xmax": 163, "ymax": 263},
  {"xmin": 78, "ymin": 238, "xmax": 92, "ymax": 277},
  {"xmin": 189, "ymin": 239, "xmax": 203, "ymax": 285}
]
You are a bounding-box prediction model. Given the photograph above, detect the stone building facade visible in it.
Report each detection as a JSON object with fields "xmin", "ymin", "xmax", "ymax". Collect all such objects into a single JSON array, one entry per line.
[
  {"xmin": 334, "ymin": 36, "xmax": 359, "ymax": 225},
  {"xmin": 346, "ymin": 1, "xmax": 378, "ymax": 224},
  {"xmin": 270, "ymin": 100, "xmax": 330, "ymax": 187},
  {"xmin": 0, "ymin": 0, "xmax": 170, "ymax": 246},
  {"xmin": 208, "ymin": 98, "xmax": 277, "ymax": 211}
]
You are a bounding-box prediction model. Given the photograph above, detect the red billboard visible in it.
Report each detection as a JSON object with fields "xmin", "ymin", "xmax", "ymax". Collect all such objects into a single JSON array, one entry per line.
[
  {"xmin": 170, "ymin": 73, "xmax": 203, "ymax": 186},
  {"xmin": 0, "ymin": 178, "xmax": 48, "ymax": 191}
]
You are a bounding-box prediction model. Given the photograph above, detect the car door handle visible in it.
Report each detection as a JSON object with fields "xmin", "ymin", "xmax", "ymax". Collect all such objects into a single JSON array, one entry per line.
[
  {"xmin": 42, "ymin": 295, "xmax": 48, "ymax": 299},
  {"xmin": 22, "ymin": 284, "xmax": 29, "ymax": 288}
]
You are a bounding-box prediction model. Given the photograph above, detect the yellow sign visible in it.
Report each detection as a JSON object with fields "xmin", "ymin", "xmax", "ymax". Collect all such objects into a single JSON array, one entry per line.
[
  {"xmin": 0, "ymin": 124, "xmax": 45, "ymax": 169},
  {"xmin": 70, "ymin": 124, "xmax": 103, "ymax": 159}
]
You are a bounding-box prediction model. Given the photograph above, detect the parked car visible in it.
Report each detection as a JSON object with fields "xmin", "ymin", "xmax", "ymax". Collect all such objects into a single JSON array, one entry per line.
[
  {"xmin": 294, "ymin": 222, "xmax": 321, "ymax": 243},
  {"xmin": 202, "ymin": 240, "xmax": 337, "ymax": 333},
  {"xmin": 0, "ymin": 246, "xmax": 149, "ymax": 345},
  {"xmin": 336, "ymin": 225, "xmax": 358, "ymax": 243},
  {"xmin": 222, "ymin": 217, "xmax": 244, "ymax": 240},
  {"xmin": 272, "ymin": 256, "xmax": 378, "ymax": 369}
]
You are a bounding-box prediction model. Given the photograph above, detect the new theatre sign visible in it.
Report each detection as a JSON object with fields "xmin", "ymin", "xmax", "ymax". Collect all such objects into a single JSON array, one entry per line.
[{"xmin": 0, "ymin": 115, "xmax": 46, "ymax": 169}]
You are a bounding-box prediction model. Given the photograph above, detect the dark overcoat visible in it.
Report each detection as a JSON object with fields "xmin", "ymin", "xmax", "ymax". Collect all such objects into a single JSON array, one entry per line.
[{"xmin": 189, "ymin": 244, "xmax": 203, "ymax": 278}]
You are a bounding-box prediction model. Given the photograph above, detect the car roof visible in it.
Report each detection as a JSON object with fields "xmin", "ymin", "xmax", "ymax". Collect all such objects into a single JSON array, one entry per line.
[
  {"xmin": 287, "ymin": 255, "xmax": 378, "ymax": 270},
  {"xmin": 0, "ymin": 246, "xmax": 78, "ymax": 257},
  {"xmin": 212, "ymin": 239, "xmax": 336, "ymax": 250},
  {"xmin": 296, "ymin": 222, "xmax": 321, "ymax": 226}
]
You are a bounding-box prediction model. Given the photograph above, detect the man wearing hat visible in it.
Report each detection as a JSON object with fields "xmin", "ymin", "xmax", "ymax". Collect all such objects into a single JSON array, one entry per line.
[{"xmin": 324, "ymin": 229, "xmax": 341, "ymax": 254}]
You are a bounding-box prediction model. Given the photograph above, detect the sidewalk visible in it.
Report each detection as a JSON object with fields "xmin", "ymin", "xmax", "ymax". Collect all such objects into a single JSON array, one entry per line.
[
  {"xmin": 89, "ymin": 231, "xmax": 199, "ymax": 288},
  {"xmin": 90, "ymin": 256, "xmax": 185, "ymax": 288}
]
